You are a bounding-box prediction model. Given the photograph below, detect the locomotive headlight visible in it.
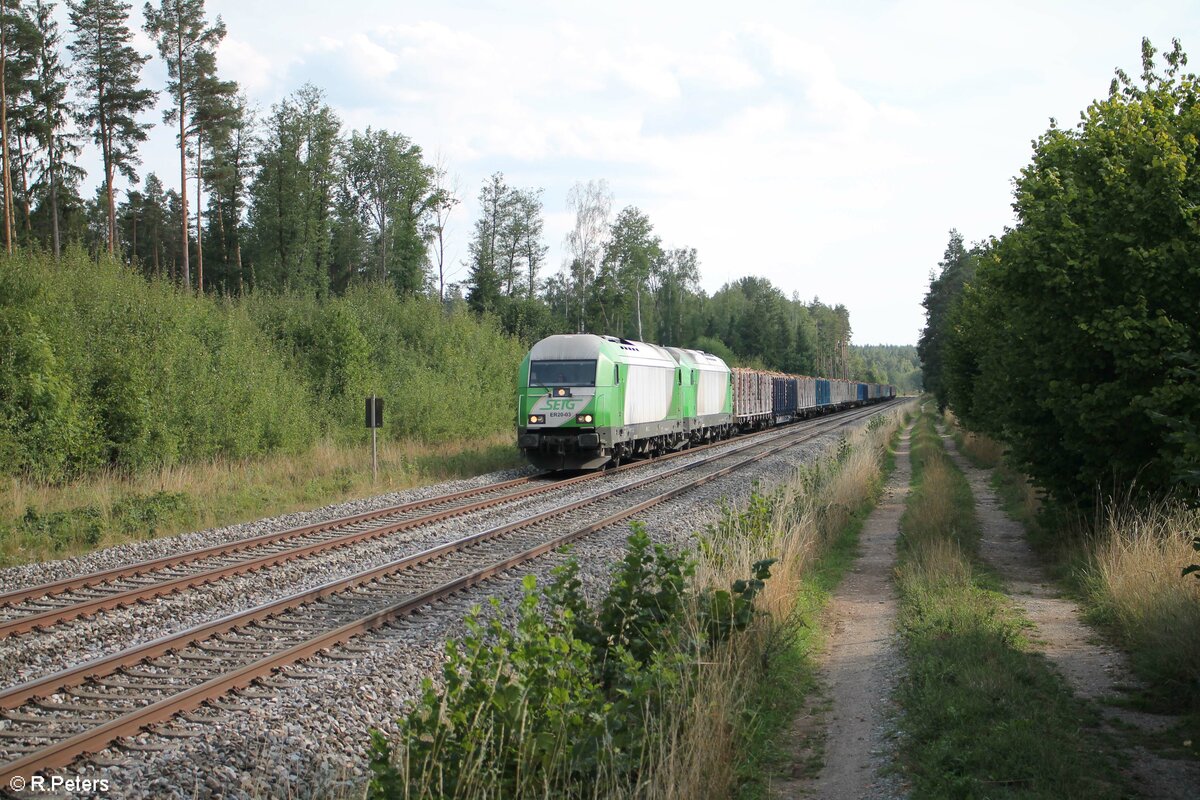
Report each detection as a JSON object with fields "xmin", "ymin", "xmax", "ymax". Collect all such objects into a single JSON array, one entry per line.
[
  {"xmin": 529, "ymin": 414, "xmax": 544, "ymax": 424},
  {"xmin": 576, "ymin": 413, "xmax": 594, "ymax": 424},
  {"xmin": 555, "ymin": 387, "xmax": 568, "ymax": 397}
]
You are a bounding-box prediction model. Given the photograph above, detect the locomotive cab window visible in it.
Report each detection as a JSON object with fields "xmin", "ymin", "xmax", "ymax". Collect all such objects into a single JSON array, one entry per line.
[{"xmin": 529, "ymin": 359, "xmax": 597, "ymax": 387}]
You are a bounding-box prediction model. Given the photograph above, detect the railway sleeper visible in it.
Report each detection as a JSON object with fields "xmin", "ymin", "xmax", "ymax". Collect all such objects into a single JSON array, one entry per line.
[
  {"xmin": 67, "ymin": 687, "xmax": 167, "ymax": 702},
  {"xmin": 278, "ymin": 667, "xmax": 321, "ymax": 680},
  {"xmin": 200, "ymin": 643, "xmax": 283, "ymax": 656},
  {"xmin": 145, "ymin": 658, "xmax": 221, "ymax": 672},
  {"xmin": 209, "ymin": 699, "xmax": 253, "ymax": 712},
  {"xmin": 2, "ymin": 711, "xmax": 65, "ymax": 723},
  {"xmin": 252, "ymin": 622, "xmax": 307, "ymax": 634},
  {"xmin": 119, "ymin": 666, "xmax": 189, "ymax": 679},
  {"xmin": 35, "ymin": 700, "xmax": 132, "ymax": 714},
  {"xmin": 173, "ymin": 651, "xmax": 227, "ymax": 663},
  {"xmin": 115, "ymin": 739, "xmax": 174, "ymax": 752},
  {"xmin": 155, "ymin": 726, "xmax": 205, "ymax": 739},
  {"xmin": 95, "ymin": 678, "xmax": 190, "ymax": 691},
  {"xmin": 0, "ymin": 728, "xmax": 61, "ymax": 739}
]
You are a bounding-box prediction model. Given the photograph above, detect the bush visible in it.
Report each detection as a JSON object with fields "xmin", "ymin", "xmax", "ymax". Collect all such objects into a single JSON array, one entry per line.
[
  {"xmin": 0, "ymin": 250, "xmax": 526, "ymax": 483},
  {"xmin": 368, "ymin": 524, "xmax": 773, "ymax": 799}
]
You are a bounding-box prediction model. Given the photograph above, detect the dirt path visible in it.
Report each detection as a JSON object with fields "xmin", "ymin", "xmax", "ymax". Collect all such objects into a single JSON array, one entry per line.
[
  {"xmin": 772, "ymin": 425, "xmax": 911, "ymax": 800},
  {"xmin": 940, "ymin": 431, "xmax": 1200, "ymax": 800}
]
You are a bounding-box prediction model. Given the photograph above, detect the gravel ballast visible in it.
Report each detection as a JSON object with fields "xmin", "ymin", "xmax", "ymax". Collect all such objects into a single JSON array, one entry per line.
[{"xmin": 7, "ymin": 410, "xmax": 899, "ymax": 799}]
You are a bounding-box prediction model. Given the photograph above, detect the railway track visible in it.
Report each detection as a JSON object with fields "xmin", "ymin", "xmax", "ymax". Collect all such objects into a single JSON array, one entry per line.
[
  {"xmin": 0, "ymin": 402, "xmax": 891, "ymax": 785},
  {"xmin": 0, "ymin": 406, "xmax": 878, "ymax": 640}
]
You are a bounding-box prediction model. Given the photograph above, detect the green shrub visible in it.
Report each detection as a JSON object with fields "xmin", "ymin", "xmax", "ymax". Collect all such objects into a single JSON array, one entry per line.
[
  {"xmin": 0, "ymin": 249, "xmax": 526, "ymax": 484},
  {"xmin": 110, "ymin": 491, "xmax": 193, "ymax": 538},
  {"xmin": 368, "ymin": 524, "xmax": 773, "ymax": 799}
]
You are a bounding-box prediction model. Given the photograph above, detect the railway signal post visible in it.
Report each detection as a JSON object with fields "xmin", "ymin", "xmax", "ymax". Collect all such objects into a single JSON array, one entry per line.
[{"xmin": 366, "ymin": 395, "xmax": 384, "ymax": 481}]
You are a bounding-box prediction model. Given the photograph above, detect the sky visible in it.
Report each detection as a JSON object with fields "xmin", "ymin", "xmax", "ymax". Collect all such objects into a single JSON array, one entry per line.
[{"xmin": 67, "ymin": 0, "xmax": 1197, "ymax": 345}]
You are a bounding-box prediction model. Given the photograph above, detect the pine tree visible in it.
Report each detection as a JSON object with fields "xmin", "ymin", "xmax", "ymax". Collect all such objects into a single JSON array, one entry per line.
[
  {"xmin": 202, "ymin": 93, "xmax": 253, "ymax": 293},
  {"xmin": 28, "ymin": 0, "xmax": 82, "ymax": 257},
  {"xmin": 143, "ymin": 0, "xmax": 228, "ymax": 290},
  {"xmin": 0, "ymin": 0, "xmax": 37, "ymax": 252},
  {"xmin": 244, "ymin": 84, "xmax": 339, "ymax": 293},
  {"xmin": 68, "ymin": 0, "xmax": 154, "ymax": 255},
  {"xmin": 188, "ymin": 60, "xmax": 236, "ymax": 291},
  {"xmin": 465, "ymin": 173, "xmax": 509, "ymax": 314}
]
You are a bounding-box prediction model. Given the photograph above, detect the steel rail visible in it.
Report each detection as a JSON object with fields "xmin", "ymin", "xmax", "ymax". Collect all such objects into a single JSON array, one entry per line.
[
  {"xmin": 0, "ymin": 403, "xmax": 882, "ymax": 710},
  {"xmin": 0, "ymin": 404, "xmax": 888, "ymax": 639},
  {"xmin": 0, "ymin": 403, "xmax": 890, "ymax": 783}
]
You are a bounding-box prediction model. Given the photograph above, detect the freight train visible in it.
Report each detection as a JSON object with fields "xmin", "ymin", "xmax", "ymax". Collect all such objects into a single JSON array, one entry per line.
[{"xmin": 516, "ymin": 334, "xmax": 895, "ymax": 471}]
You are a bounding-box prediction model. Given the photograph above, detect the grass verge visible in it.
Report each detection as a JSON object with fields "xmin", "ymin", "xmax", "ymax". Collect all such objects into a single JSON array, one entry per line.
[
  {"xmin": 0, "ymin": 433, "xmax": 523, "ymax": 567},
  {"xmin": 1081, "ymin": 502, "xmax": 1200, "ymax": 737},
  {"xmin": 729, "ymin": 420, "xmax": 903, "ymax": 798},
  {"xmin": 942, "ymin": 420, "xmax": 1200, "ymax": 730},
  {"xmin": 894, "ymin": 410, "xmax": 1122, "ymax": 798}
]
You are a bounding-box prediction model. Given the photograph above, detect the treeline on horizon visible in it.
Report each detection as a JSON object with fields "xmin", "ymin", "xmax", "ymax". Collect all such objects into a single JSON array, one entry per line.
[{"xmin": 919, "ymin": 38, "xmax": 1199, "ymax": 512}]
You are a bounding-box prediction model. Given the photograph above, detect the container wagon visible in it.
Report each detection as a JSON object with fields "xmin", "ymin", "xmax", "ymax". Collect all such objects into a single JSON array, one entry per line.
[{"xmin": 772, "ymin": 375, "xmax": 798, "ymax": 424}]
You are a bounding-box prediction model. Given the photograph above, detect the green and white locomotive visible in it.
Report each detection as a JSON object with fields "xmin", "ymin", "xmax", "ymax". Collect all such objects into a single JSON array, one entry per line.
[{"xmin": 516, "ymin": 334, "xmax": 734, "ymax": 470}]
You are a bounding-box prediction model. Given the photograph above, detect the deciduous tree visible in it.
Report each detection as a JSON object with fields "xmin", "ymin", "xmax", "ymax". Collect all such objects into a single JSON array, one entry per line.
[{"xmin": 936, "ymin": 38, "xmax": 1200, "ymax": 507}]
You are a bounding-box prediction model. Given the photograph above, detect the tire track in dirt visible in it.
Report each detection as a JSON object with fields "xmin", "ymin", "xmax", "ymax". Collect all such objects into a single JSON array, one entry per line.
[
  {"xmin": 773, "ymin": 424, "xmax": 911, "ymax": 800},
  {"xmin": 940, "ymin": 431, "xmax": 1200, "ymax": 800}
]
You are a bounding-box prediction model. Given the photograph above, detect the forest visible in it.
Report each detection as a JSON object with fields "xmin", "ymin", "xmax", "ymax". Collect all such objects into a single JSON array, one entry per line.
[
  {"xmin": 918, "ymin": 39, "xmax": 1199, "ymax": 510},
  {"xmin": 0, "ymin": 0, "xmax": 916, "ymax": 486}
]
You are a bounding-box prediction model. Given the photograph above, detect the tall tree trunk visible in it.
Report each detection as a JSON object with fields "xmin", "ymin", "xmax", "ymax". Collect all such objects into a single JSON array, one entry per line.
[
  {"xmin": 16, "ymin": 134, "xmax": 31, "ymax": 236},
  {"xmin": 48, "ymin": 137, "xmax": 59, "ymax": 258},
  {"xmin": 177, "ymin": 35, "xmax": 190, "ymax": 288},
  {"xmin": 195, "ymin": 136, "xmax": 204, "ymax": 292},
  {"xmin": 635, "ymin": 286, "xmax": 643, "ymax": 341},
  {"xmin": 105, "ymin": 157, "xmax": 116, "ymax": 254},
  {"xmin": 1, "ymin": 13, "xmax": 12, "ymax": 256}
]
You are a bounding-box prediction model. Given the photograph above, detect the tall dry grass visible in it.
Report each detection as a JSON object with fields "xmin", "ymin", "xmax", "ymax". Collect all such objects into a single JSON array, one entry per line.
[
  {"xmin": 0, "ymin": 432, "xmax": 522, "ymax": 566},
  {"xmin": 895, "ymin": 411, "xmax": 978, "ymax": 600},
  {"xmin": 1083, "ymin": 502, "xmax": 1200, "ymax": 704}
]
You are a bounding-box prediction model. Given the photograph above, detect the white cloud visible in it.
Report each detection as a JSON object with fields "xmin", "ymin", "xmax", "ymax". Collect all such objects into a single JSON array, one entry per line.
[{"xmin": 217, "ymin": 36, "xmax": 280, "ymax": 94}]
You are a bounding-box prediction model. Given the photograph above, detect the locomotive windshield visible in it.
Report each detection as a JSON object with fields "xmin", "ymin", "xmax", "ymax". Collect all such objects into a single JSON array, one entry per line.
[{"xmin": 529, "ymin": 359, "xmax": 597, "ymax": 387}]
